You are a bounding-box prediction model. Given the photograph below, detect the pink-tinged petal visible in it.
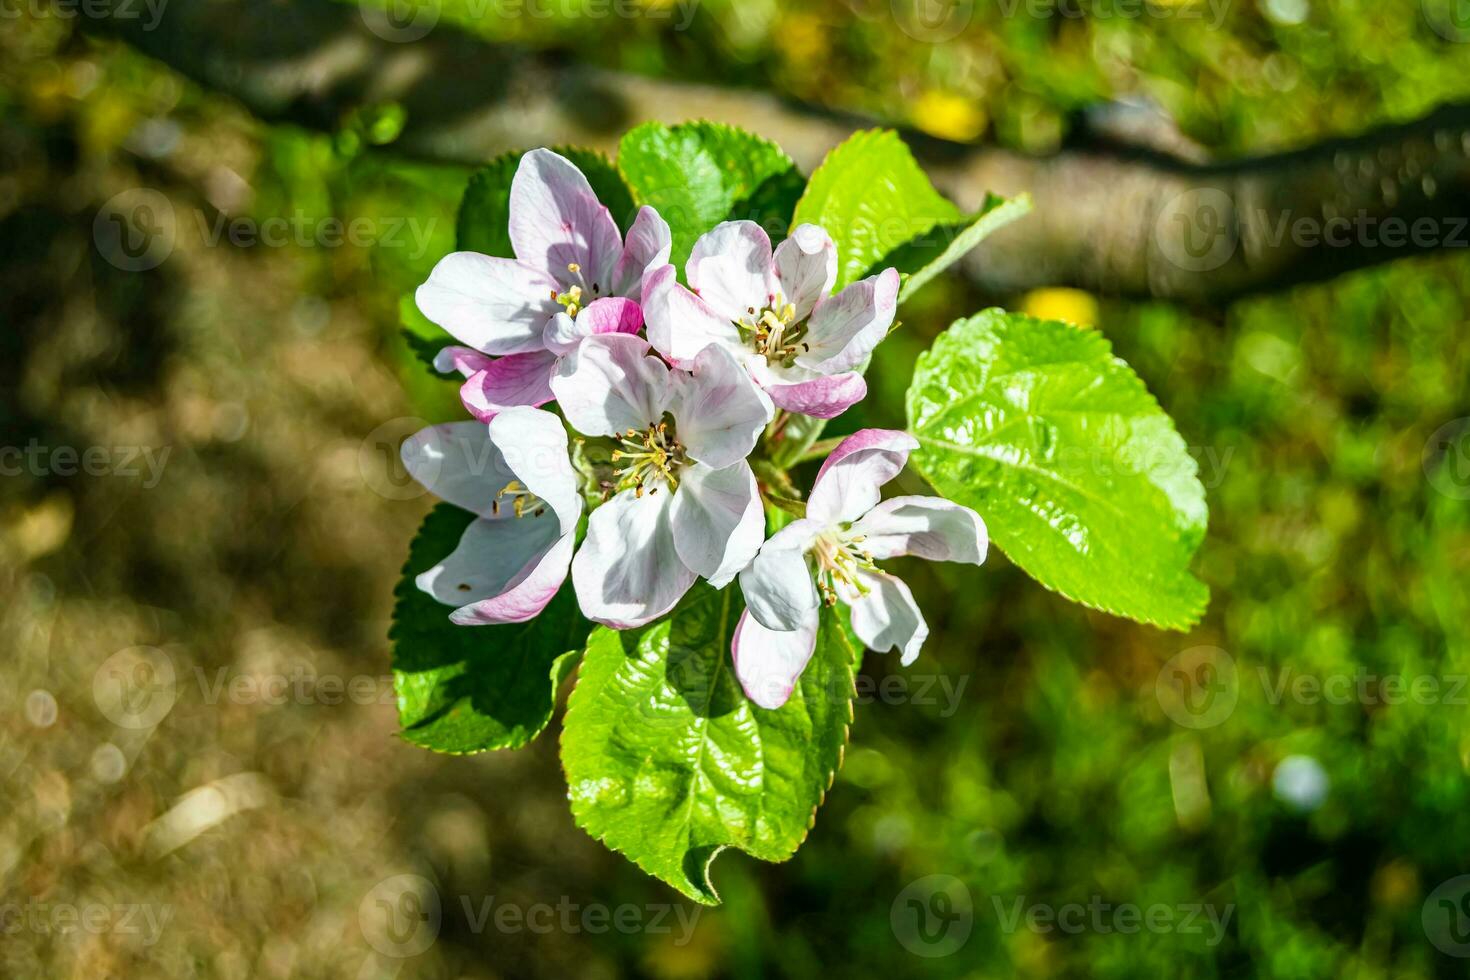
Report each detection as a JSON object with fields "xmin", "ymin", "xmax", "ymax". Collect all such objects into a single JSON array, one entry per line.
[
  {"xmin": 488, "ymin": 407, "xmax": 582, "ymax": 535},
  {"xmin": 572, "ymin": 488, "xmax": 697, "ymax": 629},
  {"xmin": 739, "ymin": 518, "xmax": 822, "ymax": 632},
  {"xmin": 641, "ymin": 264, "xmax": 745, "ymax": 368},
  {"xmin": 674, "ymin": 343, "xmax": 774, "ymax": 469},
  {"xmin": 581, "ymin": 296, "xmax": 644, "ymax": 336},
  {"xmin": 808, "ymin": 428, "xmax": 919, "ymax": 525},
  {"xmin": 850, "ymin": 496, "xmax": 988, "ymax": 565},
  {"xmin": 797, "ymin": 267, "xmax": 900, "ymax": 374},
  {"xmin": 613, "ymin": 206, "xmax": 673, "ymax": 301},
  {"xmin": 687, "ymin": 220, "xmax": 778, "ymax": 322},
  {"xmin": 509, "ymin": 148, "xmax": 623, "ymax": 291},
  {"xmin": 550, "ymin": 333, "xmax": 672, "ymax": 437},
  {"xmin": 450, "ymin": 532, "xmax": 574, "ymax": 625},
  {"xmin": 670, "ymin": 461, "xmax": 763, "ymax": 588},
  {"xmin": 733, "ymin": 606, "xmax": 820, "ymax": 710},
  {"xmin": 416, "ymin": 510, "xmax": 562, "ymax": 612},
  {"xmin": 458, "ymin": 350, "xmax": 557, "ymax": 422},
  {"xmin": 848, "ymin": 570, "xmax": 928, "ymax": 665},
  {"xmin": 766, "ymin": 372, "xmax": 867, "ymax": 420},
  {"xmin": 415, "ymin": 252, "xmax": 560, "ymax": 356},
  {"xmin": 773, "ymin": 223, "xmax": 837, "ymax": 321},
  {"xmin": 542, "ymin": 298, "xmax": 644, "ymax": 357},
  {"xmin": 399, "ymin": 422, "xmax": 516, "ymax": 519},
  {"xmin": 433, "ymin": 345, "xmax": 494, "ymax": 377}
]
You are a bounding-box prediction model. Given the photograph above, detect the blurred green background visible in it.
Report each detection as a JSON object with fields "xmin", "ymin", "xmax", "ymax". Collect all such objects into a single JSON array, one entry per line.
[{"xmin": 4, "ymin": 1, "xmax": 1470, "ymax": 977}]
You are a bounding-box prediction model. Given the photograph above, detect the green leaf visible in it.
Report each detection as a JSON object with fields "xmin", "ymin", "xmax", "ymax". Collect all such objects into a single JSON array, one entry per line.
[
  {"xmin": 561, "ymin": 584, "xmax": 858, "ymax": 905},
  {"xmin": 906, "ymin": 310, "xmax": 1210, "ymax": 631},
  {"xmin": 456, "ymin": 146, "xmax": 636, "ymax": 256},
  {"xmin": 617, "ymin": 121, "xmax": 803, "ymax": 270},
  {"xmin": 886, "ymin": 192, "xmax": 1033, "ymax": 305},
  {"xmin": 792, "ymin": 129, "xmax": 962, "ymax": 291},
  {"xmin": 391, "ymin": 504, "xmax": 591, "ymax": 753}
]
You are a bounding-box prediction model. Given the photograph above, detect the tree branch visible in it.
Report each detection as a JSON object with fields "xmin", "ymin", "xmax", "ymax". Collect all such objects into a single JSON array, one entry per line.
[{"xmin": 84, "ymin": 0, "xmax": 1470, "ymax": 303}]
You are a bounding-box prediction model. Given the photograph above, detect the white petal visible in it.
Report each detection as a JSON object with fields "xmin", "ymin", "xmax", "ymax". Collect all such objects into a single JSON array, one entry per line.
[
  {"xmin": 488, "ymin": 407, "xmax": 582, "ymax": 535},
  {"xmin": 687, "ymin": 220, "xmax": 778, "ymax": 322},
  {"xmin": 572, "ymin": 488, "xmax": 697, "ymax": 629},
  {"xmin": 416, "ymin": 512, "xmax": 562, "ymax": 611},
  {"xmin": 509, "ymin": 148, "xmax": 623, "ymax": 291},
  {"xmin": 732, "ymin": 606, "xmax": 820, "ymax": 710},
  {"xmin": 670, "ymin": 461, "xmax": 763, "ymax": 588},
  {"xmin": 399, "ymin": 422, "xmax": 514, "ymax": 518},
  {"xmin": 849, "ymin": 496, "xmax": 988, "ymax": 564},
  {"xmin": 796, "ymin": 267, "xmax": 900, "ymax": 374},
  {"xmin": 415, "ymin": 252, "xmax": 559, "ymax": 356},
  {"xmin": 807, "ymin": 428, "xmax": 918, "ymax": 525},
  {"xmin": 613, "ymin": 206, "xmax": 673, "ymax": 301},
  {"xmin": 641, "ymin": 264, "xmax": 746, "ymax": 369},
  {"xmin": 550, "ymin": 333, "xmax": 672, "ymax": 437},
  {"xmin": 773, "ymin": 223, "xmax": 837, "ymax": 321},
  {"xmin": 738, "ymin": 518, "xmax": 821, "ymax": 632},
  {"xmin": 848, "ymin": 570, "xmax": 928, "ymax": 666},
  {"xmin": 673, "ymin": 343, "xmax": 774, "ymax": 469},
  {"xmin": 433, "ymin": 346, "xmax": 493, "ymax": 377},
  {"xmin": 450, "ymin": 532, "xmax": 574, "ymax": 625}
]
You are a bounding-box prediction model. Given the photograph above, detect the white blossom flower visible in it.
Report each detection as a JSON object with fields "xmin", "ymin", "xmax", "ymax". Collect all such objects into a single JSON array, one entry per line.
[
  {"xmin": 400, "ymin": 407, "xmax": 581, "ymax": 624},
  {"xmin": 642, "ymin": 220, "xmax": 899, "ymax": 419},
  {"xmin": 734, "ymin": 429, "xmax": 988, "ymax": 709},
  {"xmin": 416, "ymin": 148, "xmax": 670, "ymax": 421},
  {"xmin": 550, "ymin": 333, "xmax": 774, "ymax": 628}
]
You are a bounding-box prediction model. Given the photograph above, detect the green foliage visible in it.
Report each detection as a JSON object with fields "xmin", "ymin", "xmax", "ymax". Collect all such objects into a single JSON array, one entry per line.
[
  {"xmin": 561, "ymin": 583, "xmax": 860, "ymax": 904},
  {"xmin": 888, "ymin": 193, "xmax": 1033, "ymax": 305},
  {"xmin": 792, "ymin": 129, "xmax": 964, "ymax": 290},
  {"xmin": 391, "ymin": 504, "xmax": 590, "ymax": 753},
  {"xmin": 456, "ymin": 146, "xmax": 635, "ymax": 256},
  {"xmin": 907, "ymin": 309, "xmax": 1209, "ymax": 630},
  {"xmin": 616, "ymin": 120, "xmax": 803, "ymax": 269}
]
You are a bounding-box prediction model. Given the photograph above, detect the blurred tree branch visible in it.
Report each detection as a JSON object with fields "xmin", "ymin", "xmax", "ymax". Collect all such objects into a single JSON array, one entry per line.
[{"xmin": 84, "ymin": 0, "xmax": 1470, "ymax": 303}]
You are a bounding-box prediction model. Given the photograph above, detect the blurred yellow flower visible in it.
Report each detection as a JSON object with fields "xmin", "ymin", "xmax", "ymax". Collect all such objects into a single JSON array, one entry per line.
[
  {"xmin": 1022, "ymin": 287, "xmax": 1099, "ymax": 328},
  {"xmin": 911, "ymin": 90, "xmax": 987, "ymax": 142},
  {"xmin": 776, "ymin": 13, "xmax": 827, "ymax": 65}
]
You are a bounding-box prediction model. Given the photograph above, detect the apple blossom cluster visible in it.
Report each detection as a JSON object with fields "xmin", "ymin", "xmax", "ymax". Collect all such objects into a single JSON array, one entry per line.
[{"xmin": 402, "ymin": 149, "xmax": 988, "ymax": 708}]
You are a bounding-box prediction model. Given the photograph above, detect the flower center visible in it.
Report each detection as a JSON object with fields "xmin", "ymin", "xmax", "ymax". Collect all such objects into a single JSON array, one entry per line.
[
  {"xmin": 491, "ymin": 479, "xmax": 547, "ymax": 518},
  {"xmin": 610, "ymin": 419, "xmax": 686, "ymax": 495},
  {"xmin": 810, "ymin": 528, "xmax": 875, "ymax": 605},
  {"xmin": 736, "ymin": 293, "xmax": 809, "ymax": 368},
  {"xmin": 552, "ymin": 262, "xmax": 603, "ymax": 317}
]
